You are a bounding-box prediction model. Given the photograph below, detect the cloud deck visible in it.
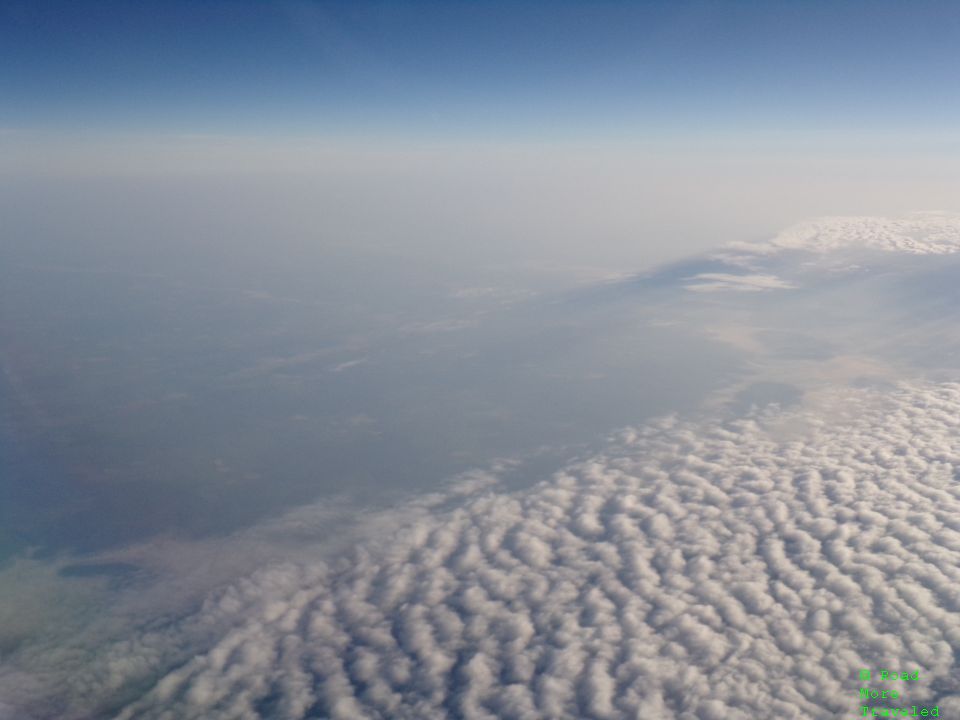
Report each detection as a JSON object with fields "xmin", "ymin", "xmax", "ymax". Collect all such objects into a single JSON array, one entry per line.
[{"xmin": 99, "ymin": 382, "xmax": 960, "ymax": 719}]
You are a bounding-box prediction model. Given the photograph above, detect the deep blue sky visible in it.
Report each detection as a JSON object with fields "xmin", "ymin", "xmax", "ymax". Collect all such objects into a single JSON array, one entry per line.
[{"xmin": 2, "ymin": 0, "xmax": 959, "ymax": 138}]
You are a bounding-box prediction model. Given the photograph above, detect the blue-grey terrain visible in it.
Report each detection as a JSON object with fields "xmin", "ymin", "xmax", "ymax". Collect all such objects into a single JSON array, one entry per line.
[{"xmin": 3, "ymin": 214, "xmax": 960, "ymax": 718}]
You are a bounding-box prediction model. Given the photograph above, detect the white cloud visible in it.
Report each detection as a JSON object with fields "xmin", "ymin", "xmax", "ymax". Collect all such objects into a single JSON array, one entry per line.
[
  {"xmin": 728, "ymin": 213, "xmax": 960, "ymax": 257},
  {"xmin": 8, "ymin": 381, "xmax": 958, "ymax": 718},
  {"xmin": 684, "ymin": 273, "xmax": 796, "ymax": 292},
  {"xmin": 330, "ymin": 357, "xmax": 368, "ymax": 373}
]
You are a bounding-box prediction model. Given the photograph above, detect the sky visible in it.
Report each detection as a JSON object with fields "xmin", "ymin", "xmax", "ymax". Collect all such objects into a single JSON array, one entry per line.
[
  {"xmin": 2, "ymin": 0, "xmax": 960, "ymax": 139},
  {"xmin": 3, "ymin": 0, "xmax": 960, "ymax": 262},
  {"xmin": 3, "ymin": 0, "xmax": 959, "ymax": 262}
]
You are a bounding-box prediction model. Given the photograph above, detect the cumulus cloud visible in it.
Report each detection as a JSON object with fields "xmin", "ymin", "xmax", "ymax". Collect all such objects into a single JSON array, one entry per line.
[{"xmin": 12, "ymin": 381, "xmax": 957, "ymax": 719}]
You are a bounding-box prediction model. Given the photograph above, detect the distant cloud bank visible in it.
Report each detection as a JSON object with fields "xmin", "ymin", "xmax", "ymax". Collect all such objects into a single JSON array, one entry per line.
[{"xmin": 737, "ymin": 213, "xmax": 960, "ymax": 256}]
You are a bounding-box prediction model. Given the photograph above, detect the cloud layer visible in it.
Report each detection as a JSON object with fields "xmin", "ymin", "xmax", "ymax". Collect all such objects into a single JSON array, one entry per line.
[
  {"xmin": 58, "ymin": 381, "xmax": 960, "ymax": 720},
  {"xmin": 739, "ymin": 213, "xmax": 960, "ymax": 256}
]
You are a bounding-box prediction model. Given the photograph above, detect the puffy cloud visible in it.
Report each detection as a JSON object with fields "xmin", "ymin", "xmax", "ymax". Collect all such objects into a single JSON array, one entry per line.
[{"xmin": 36, "ymin": 380, "xmax": 953, "ymax": 720}]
